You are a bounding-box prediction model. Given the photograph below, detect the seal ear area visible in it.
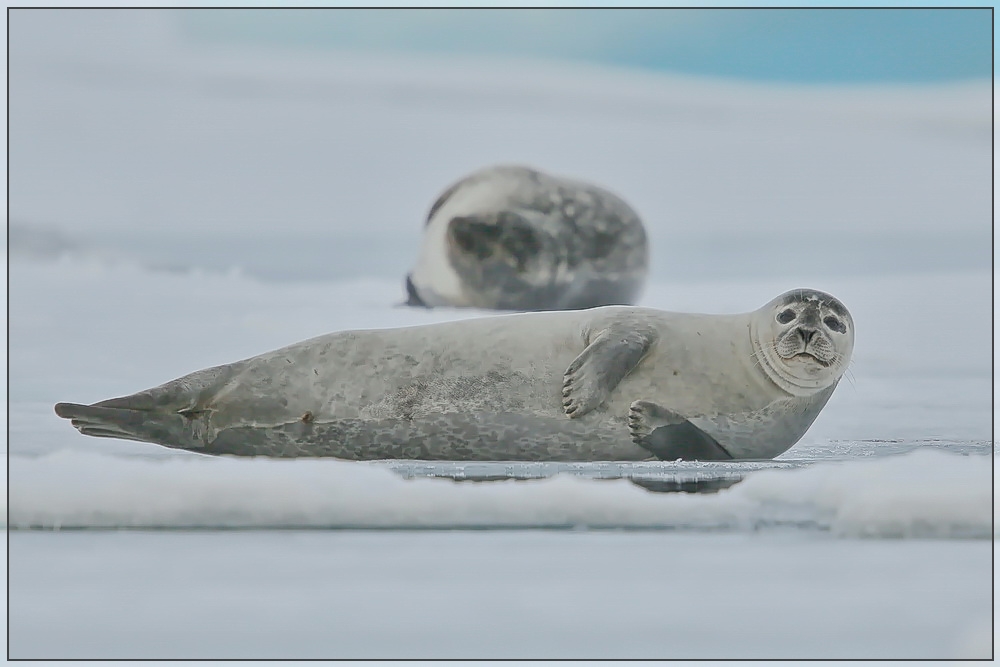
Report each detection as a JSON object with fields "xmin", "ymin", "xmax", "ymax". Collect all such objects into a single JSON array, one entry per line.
[
  {"xmin": 447, "ymin": 213, "xmax": 544, "ymax": 273},
  {"xmin": 562, "ymin": 321, "xmax": 658, "ymax": 418}
]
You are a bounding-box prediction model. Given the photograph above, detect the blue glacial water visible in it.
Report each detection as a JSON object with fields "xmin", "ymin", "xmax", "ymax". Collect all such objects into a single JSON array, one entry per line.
[{"xmin": 177, "ymin": 8, "xmax": 993, "ymax": 84}]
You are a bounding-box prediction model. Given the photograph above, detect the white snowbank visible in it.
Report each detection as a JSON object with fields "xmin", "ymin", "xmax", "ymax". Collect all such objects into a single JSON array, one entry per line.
[
  {"xmin": 7, "ymin": 448, "xmax": 991, "ymax": 538},
  {"xmin": 732, "ymin": 449, "xmax": 995, "ymax": 538}
]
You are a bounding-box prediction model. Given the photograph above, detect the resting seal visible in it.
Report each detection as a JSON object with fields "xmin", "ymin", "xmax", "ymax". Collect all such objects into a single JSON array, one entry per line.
[
  {"xmin": 55, "ymin": 289, "xmax": 854, "ymax": 462},
  {"xmin": 405, "ymin": 165, "xmax": 648, "ymax": 310}
]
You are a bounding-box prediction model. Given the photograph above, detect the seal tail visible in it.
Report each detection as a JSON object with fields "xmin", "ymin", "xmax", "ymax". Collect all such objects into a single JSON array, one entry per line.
[
  {"xmin": 54, "ymin": 364, "xmax": 234, "ymax": 449},
  {"xmin": 53, "ymin": 401, "xmax": 201, "ymax": 449}
]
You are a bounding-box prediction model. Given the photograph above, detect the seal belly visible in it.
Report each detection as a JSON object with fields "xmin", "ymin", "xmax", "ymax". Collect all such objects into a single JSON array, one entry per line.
[
  {"xmin": 191, "ymin": 313, "xmax": 651, "ymax": 460},
  {"xmin": 202, "ymin": 412, "xmax": 651, "ymax": 461}
]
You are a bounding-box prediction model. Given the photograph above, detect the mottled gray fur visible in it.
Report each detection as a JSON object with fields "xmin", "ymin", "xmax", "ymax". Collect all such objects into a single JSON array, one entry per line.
[{"xmin": 55, "ymin": 291, "xmax": 853, "ymax": 462}]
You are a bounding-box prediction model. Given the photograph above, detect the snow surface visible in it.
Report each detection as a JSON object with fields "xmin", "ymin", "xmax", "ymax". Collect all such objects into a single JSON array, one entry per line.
[
  {"xmin": 7, "ymin": 531, "xmax": 993, "ymax": 660},
  {"xmin": 7, "ymin": 447, "xmax": 992, "ymax": 538},
  {"xmin": 6, "ymin": 12, "xmax": 994, "ymax": 660}
]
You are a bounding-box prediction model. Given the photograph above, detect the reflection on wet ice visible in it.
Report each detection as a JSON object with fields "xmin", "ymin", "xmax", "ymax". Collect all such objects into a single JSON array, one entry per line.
[{"xmin": 379, "ymin": 459, "xmax": 793, "ymax": 493}]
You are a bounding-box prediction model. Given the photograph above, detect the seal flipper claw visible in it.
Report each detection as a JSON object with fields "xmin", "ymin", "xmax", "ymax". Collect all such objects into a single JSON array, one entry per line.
[
  {"xmin": 627, "ymin": 400, "xmax": 686, "ymax": 440},
  {"xmin": 628, "ymin": 400, "xmax": 733, "ymax": 461},
  {"xmin": 562, "ymin": 322, "xmax": 657, "ymax": 418}
]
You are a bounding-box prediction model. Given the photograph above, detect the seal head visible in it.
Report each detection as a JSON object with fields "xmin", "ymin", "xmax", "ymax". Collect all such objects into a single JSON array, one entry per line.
[{"xmin": 750, "ymin": 288, "xmax": 854, "ymax": 397}]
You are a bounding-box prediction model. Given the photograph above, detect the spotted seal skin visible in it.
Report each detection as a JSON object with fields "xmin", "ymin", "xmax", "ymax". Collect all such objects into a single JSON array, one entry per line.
[
  {"xmin": 54, "ymin": 289, "xmax": 853, "ymax": 461},
  {"xmin": 405, "ymin": 165, "xmax": 649, "ymax": 311}
]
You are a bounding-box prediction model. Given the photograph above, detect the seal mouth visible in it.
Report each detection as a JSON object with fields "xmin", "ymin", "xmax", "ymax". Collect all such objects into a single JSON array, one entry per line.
[{"xmin": 789, "ymin": 352, "xmax": 830, "ymax": 367}]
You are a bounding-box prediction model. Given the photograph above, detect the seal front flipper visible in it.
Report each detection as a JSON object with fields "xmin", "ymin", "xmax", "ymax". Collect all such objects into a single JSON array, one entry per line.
[
  {"xmin": 627, "ymin": 400, "xmax": 733, "ymax": 461},
  {"xmin": 562, "ymin": 319, "xmax": 657, "ymax": 417}
]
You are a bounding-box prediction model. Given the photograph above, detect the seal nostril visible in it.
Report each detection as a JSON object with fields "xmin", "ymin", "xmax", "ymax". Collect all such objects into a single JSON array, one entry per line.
[{"xmin": 798, "ymin": 328, "xmax": 816, "ymax": 345}]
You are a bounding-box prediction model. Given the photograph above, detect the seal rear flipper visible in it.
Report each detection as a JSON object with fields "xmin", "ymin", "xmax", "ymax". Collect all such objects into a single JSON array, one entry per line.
[
  {"xmin": 627, "ymin": 400, "xmax": 732, "ymax": 461},
  {"xmin": 562, "ymin": 319, "xmax": 658, "ymax": 417},
  {"xmin": 89, "ymin": 363, "xmax": 233, "ymax": 413},
  {"xmin": 54, "ymin": 402, "xmax": 206, "ymax": 450}
]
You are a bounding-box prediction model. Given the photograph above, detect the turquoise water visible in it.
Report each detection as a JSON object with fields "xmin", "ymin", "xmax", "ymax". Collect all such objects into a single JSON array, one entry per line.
[{"xmin": 178, "ymin": 8, "xmax": 992, "ymax": 84}]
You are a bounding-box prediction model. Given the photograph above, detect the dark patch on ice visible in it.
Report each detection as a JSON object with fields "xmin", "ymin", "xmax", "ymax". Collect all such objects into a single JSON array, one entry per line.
[
  {"xmin": 384, "ymin": 460, "xmax": 756, "ymax": 495},
  {"xmin": 397, "ymin": 472, "xmax": 745, "ymax": 495}
]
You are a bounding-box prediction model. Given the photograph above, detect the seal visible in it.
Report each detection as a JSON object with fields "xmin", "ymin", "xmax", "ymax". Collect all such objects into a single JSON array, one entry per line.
[
  {"xmin": 404, "ymin": 165, "xmax": 648, "ymax": 311},
  {"xmin": 54, "ymin": 288, "xmax": 854, "ymax": 462}
]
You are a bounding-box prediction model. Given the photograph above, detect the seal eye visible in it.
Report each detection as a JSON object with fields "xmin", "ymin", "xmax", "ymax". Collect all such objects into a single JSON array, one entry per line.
[
  {"xmin": 776, "ymin": 309, "xmax": 796, "ymax": 324},
  {"xmin": 824, "ymin": 316, "xmax": 847, "ymax": 334}
]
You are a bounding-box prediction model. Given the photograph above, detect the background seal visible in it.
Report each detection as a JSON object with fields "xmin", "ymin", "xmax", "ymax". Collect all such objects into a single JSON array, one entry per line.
[{"xmin": 405, "ymin": 165, "xmax": 649, "ymax": 311}]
